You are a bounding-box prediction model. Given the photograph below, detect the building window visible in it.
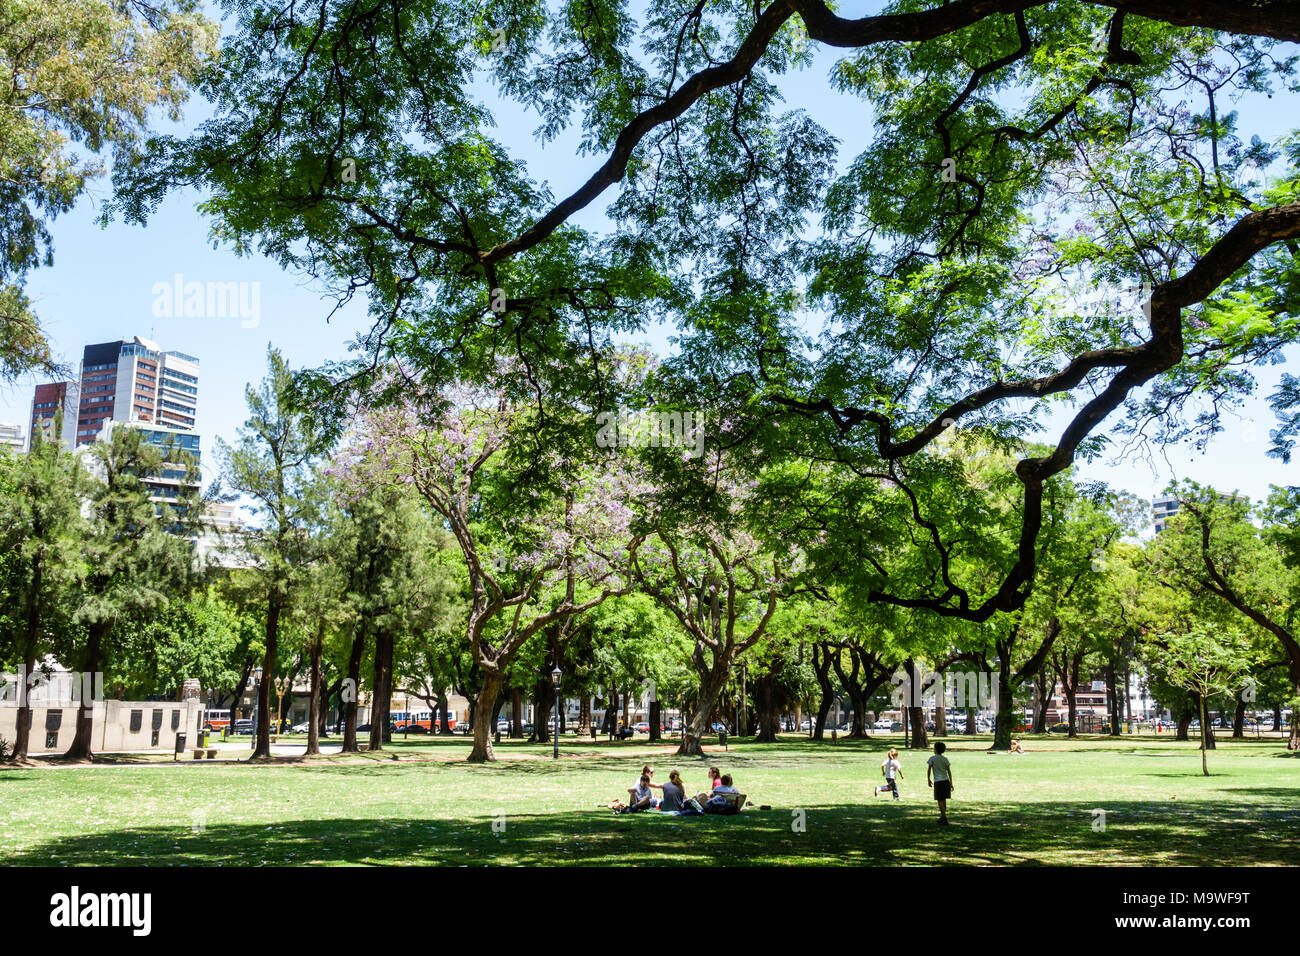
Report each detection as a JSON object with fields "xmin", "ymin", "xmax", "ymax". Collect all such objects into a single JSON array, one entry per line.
[{"xmin": 129, "ymin": 709, "xmax": 143, "ymax": 732}]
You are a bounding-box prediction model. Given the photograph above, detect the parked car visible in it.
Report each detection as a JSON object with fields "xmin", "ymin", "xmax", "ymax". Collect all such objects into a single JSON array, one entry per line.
[
  {"xmin": 873, "ymin": 718, "xmax": 894, "ymax": 732},
  {"xmin": 889, "ymin": 721, "xmax": 903, "ymax": 733},
  {"xmin": 232, "ymin": 719, "xmax": 254, "ymax": 735},
  {"xmin": 397, "ymin": 723, "xmax": 431, "ymax": 734},
  {"xmin": 924, "ymin": 721, "xmax": 936, "ymax": 732},
  {"xmin": 1049, "ymin": 722, "xmax": 1071, "ymax": 734},
  {"xmin": 633, "ymin": 722, "xmax": 650, "ymax": 734}
]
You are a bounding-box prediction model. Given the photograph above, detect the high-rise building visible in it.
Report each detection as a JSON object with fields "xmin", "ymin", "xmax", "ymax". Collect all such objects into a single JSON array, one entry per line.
[
  {"xmin": 1152, "ymin": 494, "xmax": 1179, "ymax": 534},
  {"xmin": 75, "ymin": 337, "xmax": 200, "ymax": 446},
  {"xmin": 0, "ymin": 422, "xmax": 24, "ymax": 453},
  {"xmin": 1152, "ymin": 491, "xmax": 1241, "ymax": 534},
  {"xmin": 29, "ymin": 381, "xmax": 78, "ymax": 450}
]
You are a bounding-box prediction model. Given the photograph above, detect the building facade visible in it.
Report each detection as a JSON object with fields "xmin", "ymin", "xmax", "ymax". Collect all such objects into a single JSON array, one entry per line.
[
  {"xmin": 29, "ymin": 380, "xmax": 79, "ymax": 450},
  {"xmin": 75, "ymin": 337, "xmax": 200, "ymax": 447},
  {"xmin": 0, "ymin": 422, "xmax": 23, "ymax": 453}
]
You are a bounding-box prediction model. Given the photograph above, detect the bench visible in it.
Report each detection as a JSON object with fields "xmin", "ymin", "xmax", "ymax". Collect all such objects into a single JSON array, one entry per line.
[{"xmin": 206, "ymin": 749, "xmax": 218, "ymax": 759}]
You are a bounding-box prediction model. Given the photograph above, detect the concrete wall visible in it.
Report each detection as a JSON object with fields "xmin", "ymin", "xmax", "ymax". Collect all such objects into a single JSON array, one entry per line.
[{"xmin": 0, "ymin": 699, "xmax": 206, "ymax": 754}]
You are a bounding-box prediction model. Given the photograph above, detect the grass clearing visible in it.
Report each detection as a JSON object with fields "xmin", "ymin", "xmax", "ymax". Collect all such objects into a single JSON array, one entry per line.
[{"xmin": 2, "ymin": 734, "xmax": 1296, "ymax": 866}]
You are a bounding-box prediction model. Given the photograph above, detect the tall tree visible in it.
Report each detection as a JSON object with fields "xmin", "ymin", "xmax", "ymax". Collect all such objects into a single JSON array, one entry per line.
[
  {"xmin": 218, "ymin": 347, "xmax": 330, "ymax": 760},
  {"xmin": 0, "ymin": 431, "xmax": 83, "ymax": 760},
  {"xmin": 1148, "ymin": 483, "xmax": 1300, "ymax": 749},
  {"xmin": 111, "ymin": 0, "xmax": 1300, "ymax": 626},
  {"xmin": 340, "ymin": 377, "xmax": 644, "ymax": 762},
  {"xmin": 62, "ymin": 425, "xmax": 202, "ymax": 759}
]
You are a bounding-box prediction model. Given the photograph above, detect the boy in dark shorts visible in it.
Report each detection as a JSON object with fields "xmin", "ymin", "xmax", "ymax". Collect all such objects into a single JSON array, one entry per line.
[{"xmin": 926, "ymin": 741, "xmax": 954, "ymax": 825}]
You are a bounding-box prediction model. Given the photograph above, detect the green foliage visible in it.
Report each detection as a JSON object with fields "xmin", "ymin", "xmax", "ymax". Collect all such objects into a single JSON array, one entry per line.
[{"xmin": 0, "ymin": 0, "xmax": 217, "ymax": 380}]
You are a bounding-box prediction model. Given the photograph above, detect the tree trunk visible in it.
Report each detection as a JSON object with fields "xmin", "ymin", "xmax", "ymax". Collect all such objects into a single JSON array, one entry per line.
[
  {"xmin": 934, "ymin": 700, "xmax": 947, "ymax": 737},
  {"xmin": 510, "ymin": 687, "xmax": 524, "ymax": 739},
  {"xmin": 578, "ymin": 695, "xmax": 592, "ymax": 736},
  {"xmin": 1289, "ymin": 677, "xmax": 1300, "ymax": 751},
  {"xmin": 532, "ymin": 685, "xmax": 552, "ymax": 744},
  {"xmin": 1107, "ymin": 665, "xmax": 1121, "ymax": 737},
  {"xmin": 306, "ymin": 628, "xmax": 323, "ymax": 756},
  {"xmin": 1065, "ymin": 686, "xmax": 1078, "ymax": 738},
  {"xmin": 1199, "ymin": 695, "xmax": 1209, "ymax": 776},
  {"xmin": 64, "ymin": 625, "xmax": 105, "ymax": 761},
  {"xmin": 9, "ymin": 650, "xmax": 36, "ymax": 761},
  {"xmin": 993, "ymin": 659, "xmax": 1015, "ymax": 750},
  {"xmin": 1032, "ymin": 669, "xmax": 1050, "ymax": 734},
  {"xmin": 468, "ymin": 669, "xmax": 505, "ymax": 763},
  {"xmin": 679, "ymin": 662, "xmax": 729, "ymax": 757},
  {"xmin": 831, "ymin": 651, "xmax": 866, "ymax": 739},
  {"xmin": 907, "ymin": 706, "xmax": 928, "ymax": 749},
  {"xmin": 1176, "ymin": 707, "xmax": 1192, "ymax": 741},
  {"xmin": 600, "ymin": 687, "xmax": 617, "ymax": 736},
  {"xmin": 965, "ymin": 704, "xmax": 976, "ymax": 736},
  {"xmin": 812, "ymin": 644, "xmax": 834, "ymax": 742},
  {"xmin": 341, "ymin": 627, "xmax": 365, "ymax": 753},
  {"xmin": 754, "ymin": 673, "xmax": 778, "ymax": 743},
  {"xmin": 437, "ymin": 692, "xmax": 451, "ymax": 734},
  {"xmin": 369, "ymin": 630, "xmax": 394, "ymax": 752},
  {"xmin": 1232, "ymin": 697, "xmax": 1246, "ymax": 739},
  {"xmin": 252, "ymin": 596, "xmax": 280, "ymax": 760},
  {"xmin": 649, "ymin": 699, "xmax": 661, "ymax": 742}
]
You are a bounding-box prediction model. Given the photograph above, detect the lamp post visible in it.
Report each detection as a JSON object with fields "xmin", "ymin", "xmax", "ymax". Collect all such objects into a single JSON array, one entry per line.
[
  {"xmin": 551, "ymin": 666, "xmax": 562, "ymax": 759},
  {"xmin": 249, "ymin": 667, "xmax": 263, "ymax": 756}
]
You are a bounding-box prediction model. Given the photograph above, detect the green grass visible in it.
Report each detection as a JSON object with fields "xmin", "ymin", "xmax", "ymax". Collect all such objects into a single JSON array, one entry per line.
[{"xmin": 2, "ymin": 734, "xmax": 1296, "ymax": 866}]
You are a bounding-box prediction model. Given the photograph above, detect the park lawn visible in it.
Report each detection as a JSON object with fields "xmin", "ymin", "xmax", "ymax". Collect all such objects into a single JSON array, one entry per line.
[{"xmin": 1, "ymin": 735, "xmax": 1296, "ymax": 866}]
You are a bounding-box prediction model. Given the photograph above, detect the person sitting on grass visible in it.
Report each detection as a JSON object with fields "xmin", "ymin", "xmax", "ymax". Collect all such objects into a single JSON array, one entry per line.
[
  {"xmin": 707, "ymin": 766, "xmax": 722, "ymax": 790},
  {"xmin": 703, "ymin": 773, "xmax": 742, "ymax": 814},
  {"xmin": 659, "ymin": 770, "xmax": 686, "ymax": 812},
  {"xmin": 624, "ymin": 774, "xmax": 658, "ymax": 812},
  {"xmin": 1009, "ymin": 739, "xmax": 1026, "ymax": 755}
]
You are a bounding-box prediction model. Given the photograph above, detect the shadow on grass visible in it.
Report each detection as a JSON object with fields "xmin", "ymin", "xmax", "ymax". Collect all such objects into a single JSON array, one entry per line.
[{"xmin": 7, "ymin": 797, "xmax": 1297, "ymax": 867}]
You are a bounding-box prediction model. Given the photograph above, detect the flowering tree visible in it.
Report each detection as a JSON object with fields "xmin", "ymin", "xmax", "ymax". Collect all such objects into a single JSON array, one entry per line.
[
  {"xmin": 338, "ymin": 380, "xmax": 646, "ymax": 762},
  {"xmin": 631, "ymin": 460, "xmax": 792, "ymax": 756}
]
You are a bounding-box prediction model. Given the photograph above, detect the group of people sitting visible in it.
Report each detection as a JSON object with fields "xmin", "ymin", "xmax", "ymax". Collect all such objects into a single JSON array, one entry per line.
[{"xmin": 610, "ymin": 765, "xmax": 744, "ymax": 816}]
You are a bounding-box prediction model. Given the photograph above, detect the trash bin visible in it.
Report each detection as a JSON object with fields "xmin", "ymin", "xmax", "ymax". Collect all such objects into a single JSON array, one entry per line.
[
  {"xmin": 198, "ymin": 730, "xmax": 209, "ymax": 748},
  {"xmin": 175, "ymin": 733, "xmax": 187, "ymax": 760}
]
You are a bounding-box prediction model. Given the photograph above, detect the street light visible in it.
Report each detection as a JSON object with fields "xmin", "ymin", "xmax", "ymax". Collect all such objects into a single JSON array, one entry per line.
[
  {"xmin": 551, "ymin": 666, "xmax": 562, "ymax": 759},
  {"xmin": 249, "ymin": 666, "xmax": 263, "ymax": 757}
]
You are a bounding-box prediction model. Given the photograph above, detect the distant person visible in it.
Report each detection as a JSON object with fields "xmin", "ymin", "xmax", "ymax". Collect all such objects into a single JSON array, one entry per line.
[
  {"xmin": 708, "ymin": 767, "xmax": 722, "ymax": 790},
  {"xmin": 875, "ymin": 748, "xmax": 903, "ymax": 799},
  {"xmin": 1009, "ymin": 740, "xmax": 1025, "ymax": 755},
  {"xmin": 927, "ymin": 741, "xmax": 954, "ymax": 826}
]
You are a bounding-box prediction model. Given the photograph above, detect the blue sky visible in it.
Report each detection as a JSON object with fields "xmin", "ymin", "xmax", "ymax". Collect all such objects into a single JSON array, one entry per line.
[{"xmin": 2, "ymin": 5, "xmax": 1295, "ymax": 513}]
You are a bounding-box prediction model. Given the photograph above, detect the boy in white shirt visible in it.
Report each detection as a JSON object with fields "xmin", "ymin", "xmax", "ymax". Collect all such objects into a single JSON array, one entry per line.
[
  {"xmin": 927, "ymin": 741, "xmax": 954, "ymax": 825},
  {"xmin": 874, "ymin": 748, "xmax": 903, "ymax": 800}
]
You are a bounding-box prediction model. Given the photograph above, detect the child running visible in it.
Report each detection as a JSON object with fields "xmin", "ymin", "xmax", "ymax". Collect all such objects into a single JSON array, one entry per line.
[{"xmin": 874, "ymin": 748, "xmax": 904, "ymax": 800}]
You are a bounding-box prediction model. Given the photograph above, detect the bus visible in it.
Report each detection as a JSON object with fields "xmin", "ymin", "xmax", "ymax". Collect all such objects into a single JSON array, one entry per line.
[
  {"xmin": 392, "ymin": 710, "xmax": 458, "ymax": 732},
  {"xmin": 202, "ymin": 709, "xmax": 231, "ymax": 732}
]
